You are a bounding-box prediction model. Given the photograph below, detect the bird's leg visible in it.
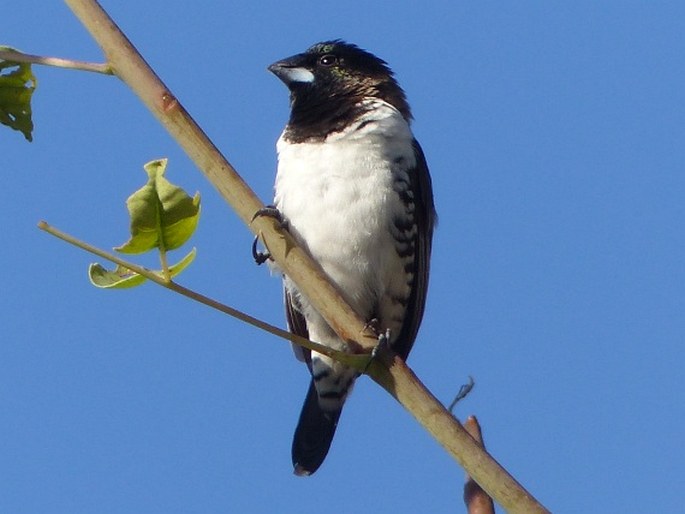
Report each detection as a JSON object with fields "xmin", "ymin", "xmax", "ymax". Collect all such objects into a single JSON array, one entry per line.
[{"xmin": 251, "ymin": 205, "xmax": 288, "ymax": 265}]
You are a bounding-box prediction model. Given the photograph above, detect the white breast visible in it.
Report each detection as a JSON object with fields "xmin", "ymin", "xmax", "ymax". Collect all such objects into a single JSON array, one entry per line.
[{"xmin": 274, "ymin": 101, "xmax": 416, "ymax": 337}]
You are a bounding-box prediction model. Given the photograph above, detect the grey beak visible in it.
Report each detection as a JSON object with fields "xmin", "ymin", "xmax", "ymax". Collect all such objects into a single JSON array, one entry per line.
[{"xmin": 268, "ymin": 56, "xmax": 315, "ymax": 86}]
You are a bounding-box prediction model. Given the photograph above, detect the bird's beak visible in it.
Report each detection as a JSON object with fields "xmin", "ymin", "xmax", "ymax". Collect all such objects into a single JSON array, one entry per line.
[{"xmin": 268, "ymin": 55, "xmax": 315, "ymax": 86}]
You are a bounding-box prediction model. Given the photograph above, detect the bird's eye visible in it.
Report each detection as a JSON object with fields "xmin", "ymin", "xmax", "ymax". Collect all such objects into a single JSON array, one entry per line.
[{"xmin": 319, "ymin": 54, "xmax": 338, "ymax": 67}]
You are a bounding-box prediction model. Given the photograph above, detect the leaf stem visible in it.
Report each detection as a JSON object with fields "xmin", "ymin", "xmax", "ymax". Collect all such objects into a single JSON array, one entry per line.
[
  {"xmin": 0, "ymin": 49, "xmax": 112, "ymax": 75},
  {"xmin": 157, "ymin": 242, "xmax": 171, "ymax": 282}
]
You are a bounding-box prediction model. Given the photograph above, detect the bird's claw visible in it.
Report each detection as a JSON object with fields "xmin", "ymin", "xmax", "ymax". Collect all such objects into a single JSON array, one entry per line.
[
  {"xmin": 251, "ymin": 206, "xmax": 288, "ymax": 265},
  {"xmin": 363, "ymin": 327, "xmax": 391, "ymax": 373},
  {"xmin": 372, "ymin": 328, "xmax": 392, "ymax": 358},
  {"xmin": 252, "ymin": 205, "xmax": 286, "ymax": 226},
  {"xmin": 252, "ymin": 235, "xmax": 271, "ymax": 265},
  {"xmin": 363, "ymin": 318, "xmax": 380, "ymax": 337}
]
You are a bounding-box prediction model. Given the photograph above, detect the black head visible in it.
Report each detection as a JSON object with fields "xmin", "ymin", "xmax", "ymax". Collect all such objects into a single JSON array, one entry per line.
[{"xmin": 269, "ymin": 40, "xmax": 411, "ymax": 140}]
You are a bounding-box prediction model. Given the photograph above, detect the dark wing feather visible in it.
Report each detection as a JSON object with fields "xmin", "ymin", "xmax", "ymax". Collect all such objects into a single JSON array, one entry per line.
[
  {"xmin": 392, "ymin": 139, "xmax": 436, "ymax": 359},
  {"xmin": 285, "ymin": 289, "xmax": 311, "ymax": 367}
]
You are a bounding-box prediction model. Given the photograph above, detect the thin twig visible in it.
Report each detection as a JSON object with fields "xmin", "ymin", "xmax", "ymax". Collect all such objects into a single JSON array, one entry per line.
[
  {"xmin": 37, "ymin": 220, "xmax": 369, "ymax": 370},
  {"xmin": 449, "ymin": 376, "xmax": 476, "ymax": 412},
  {"xmin": 0, "ymin": 49, "xmax": 112, "ymax": 74}
]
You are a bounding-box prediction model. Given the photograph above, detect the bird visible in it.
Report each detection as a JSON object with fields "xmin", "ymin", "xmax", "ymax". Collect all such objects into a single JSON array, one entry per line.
[{"xmin": 267, "ymin": 40, "xmax": 436, "ymax": 476}]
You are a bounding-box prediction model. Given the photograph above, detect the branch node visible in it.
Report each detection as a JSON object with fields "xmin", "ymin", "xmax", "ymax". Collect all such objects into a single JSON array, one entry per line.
[{"xmin": 161, "ymin": 91, "xmax": 179, "ymax": 112}]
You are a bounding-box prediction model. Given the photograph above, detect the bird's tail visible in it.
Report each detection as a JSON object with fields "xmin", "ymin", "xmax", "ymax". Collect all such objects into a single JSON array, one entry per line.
[{"xmin": 291, "ymin": 380, "xmax": 343, "ymax": 476}]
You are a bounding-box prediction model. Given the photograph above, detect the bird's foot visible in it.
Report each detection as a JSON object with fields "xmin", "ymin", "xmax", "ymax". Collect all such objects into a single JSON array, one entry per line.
[
  {"xmin": 372, "ymin": 328, "xmax": 392, "ymax": 358},
  {"xmin": 363, "ymin": 328, "xmax": 391, "ymax": 373},
  {"xmin": 251, "ymin": 205, "xmax": 287, "ymax": 265}
]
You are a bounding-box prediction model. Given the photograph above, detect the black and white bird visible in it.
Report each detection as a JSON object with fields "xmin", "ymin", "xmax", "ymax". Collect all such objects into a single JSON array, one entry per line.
[{"xmin": 267, "ymin": 40, "xmax": 436, "ymax": 476}]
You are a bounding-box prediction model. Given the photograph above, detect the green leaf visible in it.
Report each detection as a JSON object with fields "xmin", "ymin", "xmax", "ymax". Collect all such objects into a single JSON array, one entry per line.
[
  {"xmin": 115, "ymin": 159, "xmax": 201, "ymax": 254},
  {"xmin": 0, "ymin": 47, "xmax": 36, "ymax": 142},
  {"xmin": 88, "ymin": 263, "xmax": 148, "ymax": 289},
  {"xmin": 88, "ymin": 248, "xmax": 197, "ymax": 289}
]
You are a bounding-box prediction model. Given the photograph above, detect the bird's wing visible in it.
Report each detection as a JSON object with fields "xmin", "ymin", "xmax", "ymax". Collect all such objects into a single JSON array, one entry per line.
[
  {"xmin": 393, "ymin": 139, "xmax": 436, "ymax": 359},
  {"xmin": 285, "ymin": 288, "xmax": 312, "ymax": 367}
]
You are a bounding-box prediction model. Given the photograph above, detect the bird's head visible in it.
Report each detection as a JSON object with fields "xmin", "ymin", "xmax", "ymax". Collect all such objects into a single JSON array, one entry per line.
[{"xmin": 269, "ymin": 40, "xmax": 411, "ymax": 125}]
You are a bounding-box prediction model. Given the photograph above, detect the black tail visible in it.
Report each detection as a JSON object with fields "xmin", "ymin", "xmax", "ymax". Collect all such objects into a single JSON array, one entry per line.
[{"xmin": 291, "ymin": 380, "xmax": 343, "ymax": 476}]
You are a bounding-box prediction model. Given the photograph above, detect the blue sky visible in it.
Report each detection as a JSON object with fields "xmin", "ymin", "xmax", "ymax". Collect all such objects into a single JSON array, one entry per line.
[{"xmin": 3, "ymin": 2, "xmax": 684, "ymax": 513}]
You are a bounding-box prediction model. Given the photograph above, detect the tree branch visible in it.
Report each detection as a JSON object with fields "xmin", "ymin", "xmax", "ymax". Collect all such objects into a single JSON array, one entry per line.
[
  {"xmin": 59, "ymin": 1, "xmax": 550, "ymax": 512},
  {"xmin": 63, "ymin": 0, "xmax": 378, "ymax": 355}
]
